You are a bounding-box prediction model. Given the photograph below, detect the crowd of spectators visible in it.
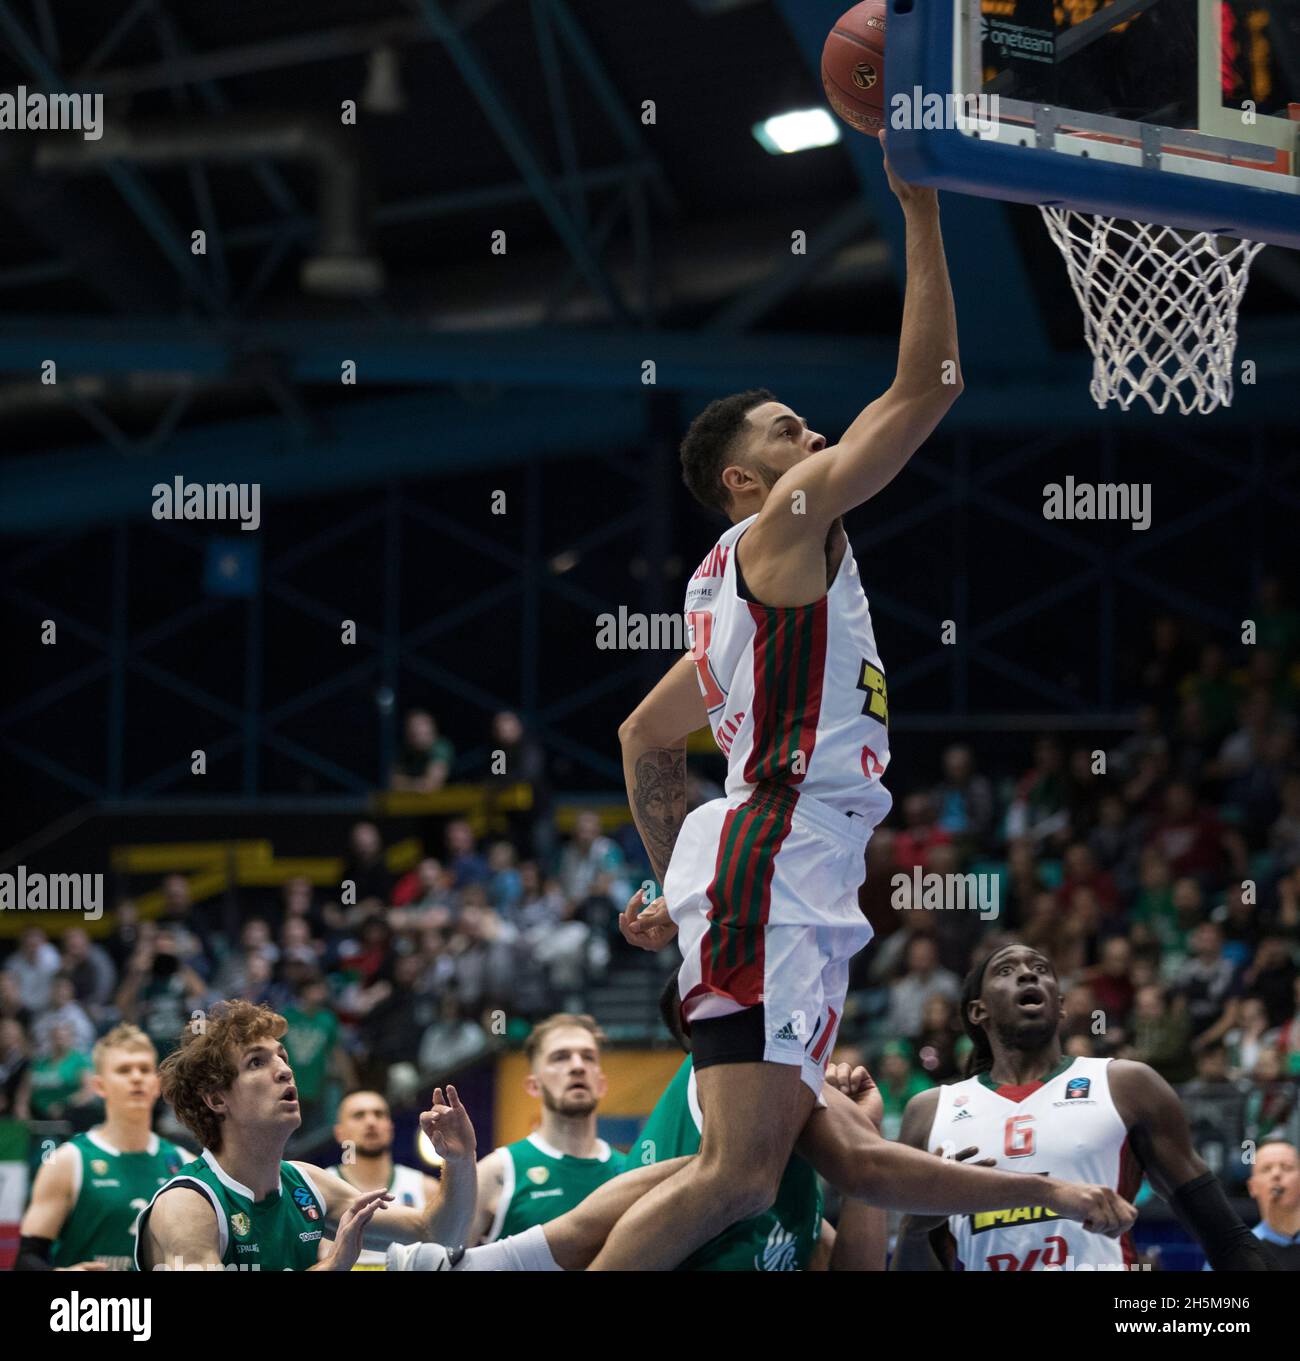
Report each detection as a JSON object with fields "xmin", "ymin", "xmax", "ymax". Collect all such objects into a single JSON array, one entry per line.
[
  {"xmin": 3, "ymin": 599, "xmax": 1300, "ymax": 1175},
  {"xmin": 846, "ymin": 598, "xmax": 1300, "ymax": 1183},
  {"xmin": 0, "ymin": 710, "xmax": 650, "ymax": 1142}
]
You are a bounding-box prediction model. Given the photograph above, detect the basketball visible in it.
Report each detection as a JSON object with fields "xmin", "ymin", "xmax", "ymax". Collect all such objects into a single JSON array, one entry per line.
[{"xmin": 822, "ymin": 2, "xmax": 889, "ymax": 135}]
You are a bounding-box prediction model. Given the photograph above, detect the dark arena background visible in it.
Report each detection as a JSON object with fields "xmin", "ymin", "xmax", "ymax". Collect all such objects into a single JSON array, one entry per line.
[{"xmin": 1, "ymin": 0, "xmax": 1299, "ymax": 1322}]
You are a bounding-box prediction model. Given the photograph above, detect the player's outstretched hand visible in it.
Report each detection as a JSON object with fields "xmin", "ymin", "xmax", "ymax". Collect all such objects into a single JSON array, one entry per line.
[
  {"xmin": 1046, "ymin": 1182, "xmax": 1137, "ymax": 1239},
  {"xmin": 619, "ymin": 887, "xmax": 678, "ymax": 953},
  {"xmin": 420, "ymin": 1085, "xmax": 476, "ymax": 1162},
  {"xmin": 878, "ymin": 130, "xmax": 938, "ymax": 213},
  {"xmin": 55, "ymin": 1261, "xmax": 108, "ymax": 1271},
  {"xmin": 324, "ymin": 1187, "xmax": 392, "ymax": 1270}
]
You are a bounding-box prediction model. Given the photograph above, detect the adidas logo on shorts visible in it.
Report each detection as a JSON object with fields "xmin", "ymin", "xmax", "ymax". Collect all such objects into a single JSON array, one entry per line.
[{"xmin": 773, "ymin": 1020, "xmax": 800, "ymax": 1042}]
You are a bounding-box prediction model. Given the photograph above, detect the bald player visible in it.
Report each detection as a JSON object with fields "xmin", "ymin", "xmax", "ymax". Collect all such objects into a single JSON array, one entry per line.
[
  {"xmin": 321, "ymin": 1090, "xmax": 438, "ymax": 1268},
  {"xmin": 1217, "ymin": 1140, "xmax": 1300, "ymax": 1270}
]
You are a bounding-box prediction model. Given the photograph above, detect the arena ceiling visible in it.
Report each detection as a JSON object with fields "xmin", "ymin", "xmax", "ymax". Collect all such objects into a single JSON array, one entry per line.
[{"xmin": 0, "ymin": 0, "xmax": 1298, "ymax": 532}]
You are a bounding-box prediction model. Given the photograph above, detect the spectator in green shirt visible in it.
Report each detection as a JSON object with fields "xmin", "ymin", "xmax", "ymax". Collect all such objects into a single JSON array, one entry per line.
[
  {"xmin": 875, "ymin": 1040, "xmax": 933, "ymax": 1140},
  {"xmin": 390, "ymin": 709, "xmax": 453, "ymax": 792},
  {"xmin": 24, "ymin": 1022, "xmax": 95, "ymax": 1120},
  {"xmin": 282, "ymin": 974, "xmax": 350, "ymax": 1135}
]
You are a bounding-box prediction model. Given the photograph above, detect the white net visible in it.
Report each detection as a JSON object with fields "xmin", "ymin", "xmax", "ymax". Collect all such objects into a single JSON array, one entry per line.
[{"xmin": 1039, "ymin": 208, "xmax": 1266, "ymax": 415}]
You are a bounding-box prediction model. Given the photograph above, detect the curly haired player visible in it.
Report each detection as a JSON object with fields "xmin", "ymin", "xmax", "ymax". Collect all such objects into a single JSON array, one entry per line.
[{"xmin": 133, "ymin": 1000, "xmax": 476, "ymax": 1271}]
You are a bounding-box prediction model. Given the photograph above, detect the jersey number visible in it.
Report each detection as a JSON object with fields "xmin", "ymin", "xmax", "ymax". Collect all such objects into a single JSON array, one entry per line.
[
  {"xmin": 686, "ymin": 611, "xmax": 726, "ymax": 710},
  {"xmin": 1004, "ymin": 1113, "xmax": 1035, "ymax": 1158}
]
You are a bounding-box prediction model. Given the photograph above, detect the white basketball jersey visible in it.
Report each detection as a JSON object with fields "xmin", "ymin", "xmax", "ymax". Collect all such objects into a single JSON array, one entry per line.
[
  {"xmin": 682, "ymin": 515, "xmax": 892, "ymax": 824},
  {"xmin": 328, "ymin": 1162, "xmax": 427, "ymax": 1268},
  {"xmin": 929, "ymin": 1057, "xmax": 1141, "ymax": 1271}
]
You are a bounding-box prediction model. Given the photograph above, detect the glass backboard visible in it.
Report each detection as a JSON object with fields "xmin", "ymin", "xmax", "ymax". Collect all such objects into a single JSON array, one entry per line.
[{"xmin": 886, "ymin": 0, "xmax": 1300, "ymax": 245}]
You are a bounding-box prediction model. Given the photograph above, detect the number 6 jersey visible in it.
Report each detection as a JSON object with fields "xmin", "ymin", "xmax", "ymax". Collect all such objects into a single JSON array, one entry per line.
[
  {"xmin": 929, "ymin": 1056, "xmax": 1142, "ymax": 1271},
  {"xmin": 683, "ymin": 514, "xmax": 892, "ymax": 827}
]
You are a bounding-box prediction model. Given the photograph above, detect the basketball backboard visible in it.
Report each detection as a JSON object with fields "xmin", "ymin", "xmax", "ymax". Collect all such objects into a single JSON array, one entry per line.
[{"xmin": 885, "ymin": 0, "xmax": 1300, "ymax": 247}]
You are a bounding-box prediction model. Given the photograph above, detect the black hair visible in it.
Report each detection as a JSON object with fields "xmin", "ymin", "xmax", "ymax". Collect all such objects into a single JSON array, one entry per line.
[
  {"xmin": 959, "ymin": 954, "xmax": 997, "ymax": 1079},
  {"xmin": 658, "ymin": 976, "xmax": 690, "ymax": 1053},
  {"xmin": 679, "ymin": 388, "xmax": 777, "ymax": 517}
]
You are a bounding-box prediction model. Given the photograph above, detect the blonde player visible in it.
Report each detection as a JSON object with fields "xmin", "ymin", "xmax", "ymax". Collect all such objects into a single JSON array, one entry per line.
[
  {"xmin": 603, "ymin": 131, "xmax": 960, "ymax": 1271},
  {"xmin": 17, "ymin": 1024, "xmax": 187, "ymax": 1270}
]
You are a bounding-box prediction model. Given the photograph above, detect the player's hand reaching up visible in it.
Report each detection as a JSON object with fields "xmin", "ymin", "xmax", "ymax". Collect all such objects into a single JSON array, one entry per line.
[
  {"xmin": 620, "ymin": 886, "xmax": 679, "ymax": 952},
  {"xmin": 323, "ymin": 1187, "xmax": 392, "ymax": 1271},
  {"xmin": 1046, "ymin": 1181, "xmax": 1137, "ymax": 1239},
  {"xmin": 878, "ymin": 130, "xmax": 938, "ymax": 214},
  {"xmin": 420, "ymin": 1086, "xmax": 475, "ymax": 1163}
]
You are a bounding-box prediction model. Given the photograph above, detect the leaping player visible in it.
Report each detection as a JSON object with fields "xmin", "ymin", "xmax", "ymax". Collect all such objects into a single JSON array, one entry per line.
[
  {"xmin": 891, "ymin": 943, "xmax": 1271, "ymax": 1272},
  {"xmin": 600, "ymin": 131, "xmax": 962, "ymax": 1269}
]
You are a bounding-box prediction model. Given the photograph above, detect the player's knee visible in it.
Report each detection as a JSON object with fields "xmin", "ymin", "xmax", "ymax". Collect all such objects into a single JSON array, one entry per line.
[{"xmin": 693, "ymin": 1153, "xmax": 781, "ymax": 1221}]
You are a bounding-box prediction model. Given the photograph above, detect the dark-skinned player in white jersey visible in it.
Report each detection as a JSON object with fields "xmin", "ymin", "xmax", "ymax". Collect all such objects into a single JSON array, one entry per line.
[
  {"xmin": 891, "ymin": 943, "xmax": 1271, "ymax": 1272},
  {"xmin": 602, "ymin": 132, "xmax": 964, "ymax": 1270}
]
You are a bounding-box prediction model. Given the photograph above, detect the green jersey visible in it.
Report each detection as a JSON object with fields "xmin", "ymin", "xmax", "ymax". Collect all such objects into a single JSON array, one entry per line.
[
  {"xmin": 633, "ymin": 1057, "xmax": 823, "ymax": 1271},
  {"xmin": 487, "ymin": 1133, "xmax": 624, "ymax": 1241},
  {"xmin": 133, "ymin": 1148, "xmax": 328, "ymax": 1271},
  {"xmin": 51, "ymin": 1130, "xmax": 188, "ymax": 1270},
  {"xmin": 28, "ymin": 1050, "xmax": 93, "ymax": 1119},
  {"xmin": 282, "ymin": 1006, "xmax": 338, "ymax": 1103}
]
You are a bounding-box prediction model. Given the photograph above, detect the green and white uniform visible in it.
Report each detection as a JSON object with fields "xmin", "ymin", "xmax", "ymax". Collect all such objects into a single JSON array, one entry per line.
[
  {"xmin": 326, "ymin": 1161, "xmax": 427, "ymax": 1268},
  {"xmin": 633, "ymin": 1057, "xmax": 823, "ymax": 1271},
  {"xmin": 51, "ymin": 1130, "xmax": 187, "ymax": 1270},
  {"xmin": 133, "ymin": 1148, "xmax": 328, "ymax": 1271},
  {"xmin": 485, "ymin": 1132, "xmax": 624, "ymax": 1242}
]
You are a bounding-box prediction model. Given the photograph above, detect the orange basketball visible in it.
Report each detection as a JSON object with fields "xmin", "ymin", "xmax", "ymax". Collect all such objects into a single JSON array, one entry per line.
[{"xmin": 822, "ymin": 2, "xmax": 888, "ymax": 136}]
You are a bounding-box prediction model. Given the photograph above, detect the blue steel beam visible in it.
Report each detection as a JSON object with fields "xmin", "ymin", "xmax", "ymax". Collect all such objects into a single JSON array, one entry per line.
[
  {"xmin": 771, "ymin": 0, "xmax": 1048, "ymax": 358},
  {"xmin": 0, "ymin": 390, "xmax": 648, "ymax": 536},
  {"xmin": 4, "ymin": 313, "xmax": 1296, "ymax": 389},
  {"xmin": 0, "ymin": 3, "xmax": 224, "ymax": 314},
  {"xmin": 411, "ymin": 0, "xmax": 633, "ymax": 323}
]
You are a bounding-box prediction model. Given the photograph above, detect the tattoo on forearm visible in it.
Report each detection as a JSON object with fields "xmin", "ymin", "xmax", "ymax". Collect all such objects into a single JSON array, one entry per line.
[{"xmin": 633, "ymin": 746, "xmax": 686, "ymax": 882}]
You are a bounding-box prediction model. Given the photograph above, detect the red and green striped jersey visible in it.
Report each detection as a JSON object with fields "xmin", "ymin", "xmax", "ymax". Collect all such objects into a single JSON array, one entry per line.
[{"xmin": 683, "ymin": 515, "xmax": 892, "ymax": 825}]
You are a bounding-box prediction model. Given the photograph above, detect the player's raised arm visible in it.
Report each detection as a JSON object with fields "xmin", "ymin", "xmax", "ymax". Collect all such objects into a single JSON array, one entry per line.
[
  {"xmin": 761, "ymin": 134, "xmax": 961, "ymax": 539},
  {"xmin": 619, "ymin": 652, "xmax": 708, "ymax": 884},
  {"xmin": 1108, "ymin": 1059, "xmax": 1270, "ymax": 1272},
  {"xmin": 298, "ymin": 1085, "xmax": 478, "ymax": 1252}
]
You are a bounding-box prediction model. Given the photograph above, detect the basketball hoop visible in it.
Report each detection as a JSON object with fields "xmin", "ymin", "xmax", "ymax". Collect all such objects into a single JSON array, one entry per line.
[{"xmin": 1039, "ymin": 208, "xmax": 1266, "ymax": 415}]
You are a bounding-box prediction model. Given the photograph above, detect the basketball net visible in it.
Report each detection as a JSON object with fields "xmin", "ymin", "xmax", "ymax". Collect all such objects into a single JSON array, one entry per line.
[{"xmin": 1039, "ymin": 208, "xmax": 1265, "ymax": 415}]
